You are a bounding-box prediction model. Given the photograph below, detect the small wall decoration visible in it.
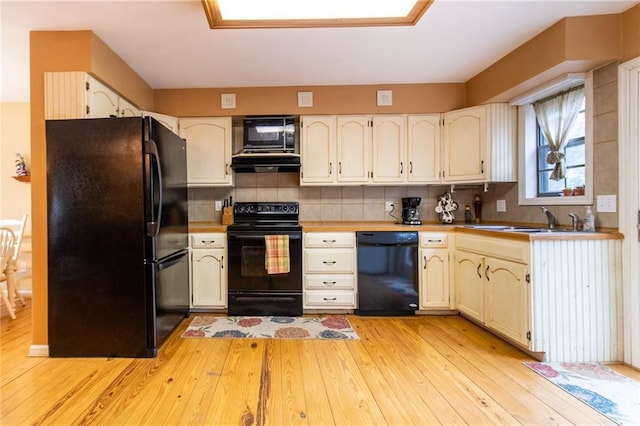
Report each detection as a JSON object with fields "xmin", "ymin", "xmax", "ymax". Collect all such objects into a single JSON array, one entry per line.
[
  {"xmin": 297, "ymin": 92, "xmax": 313, "ymax": 108},
  {"xmin": 221, "ymin": 93, "xmax": 236, "ymax": 109},
  {"xmin": 435, "ymin": 192, "xmax": 458, "ymax": 224},
  {"xmin": 15, "ymin": 153, "xmax": 28, "ymax": 177},
  {"xmin": 376, "ymin": 90, "xmax": 393, "ymax": 106}
]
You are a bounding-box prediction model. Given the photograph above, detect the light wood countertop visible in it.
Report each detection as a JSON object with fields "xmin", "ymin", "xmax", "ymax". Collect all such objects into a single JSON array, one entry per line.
[{"xmin": 188, "ymin": 220, "xmax": 623, "ymax": 240}]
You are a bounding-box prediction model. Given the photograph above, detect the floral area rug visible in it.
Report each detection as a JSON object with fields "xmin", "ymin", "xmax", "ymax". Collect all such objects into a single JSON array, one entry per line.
[
  {"xmin": 181, "ymin": 316, "xmax": 360, "ymax": 340},
  {"xmin": 524, "ymin": 362, "xmax": 640, "ymax": 425}
]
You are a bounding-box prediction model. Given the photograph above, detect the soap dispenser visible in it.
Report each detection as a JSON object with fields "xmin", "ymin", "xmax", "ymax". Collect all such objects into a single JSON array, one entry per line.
[{"xmin": 583, "ymin": 206, "xmax": 595, "ymax": 232}]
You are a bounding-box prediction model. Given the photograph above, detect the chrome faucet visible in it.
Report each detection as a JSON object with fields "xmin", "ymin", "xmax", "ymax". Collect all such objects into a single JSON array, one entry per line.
[
  {"xmin": 568, "ymin": 213, "xmax": 581, "ymax": 231},
  {"xmin": 540, "ymin": 206, "xmax": 557, "ymax": 229}
]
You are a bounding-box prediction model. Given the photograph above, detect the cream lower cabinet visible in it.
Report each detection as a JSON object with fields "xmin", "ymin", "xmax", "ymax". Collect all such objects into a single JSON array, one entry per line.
[
  {"xmin": 419, "ymin": 233, "xmax": 451, "ymax": 309},
  {"xmin": 190, "ymin": 233, "xmax": 227, "ymax": 309},
  {"xmin": 303, "ymin": 232, "xmax": 356, "ymax": 309},
  {"xmin": 179, "ymin": 117, "xmax": 233, "ymax": 187},
  {"xmin": 455, "ymin": 234, "xmax": 530, "ymax": 348}
]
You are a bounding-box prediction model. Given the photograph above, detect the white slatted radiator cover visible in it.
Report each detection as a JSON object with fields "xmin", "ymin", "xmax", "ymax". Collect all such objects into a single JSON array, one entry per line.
[{"xmin": 530, "ymin": 239, "xmax": 623, "ymax": 362}]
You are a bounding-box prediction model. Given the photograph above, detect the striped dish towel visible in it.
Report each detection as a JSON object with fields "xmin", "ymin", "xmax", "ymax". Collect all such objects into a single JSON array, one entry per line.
[{"xmin": 264, "ymin": 235, "xmax": 290, "ymax": 274}]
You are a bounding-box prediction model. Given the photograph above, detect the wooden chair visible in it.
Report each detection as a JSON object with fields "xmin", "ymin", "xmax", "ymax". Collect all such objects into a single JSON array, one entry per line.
[
  {"xmin": 0, "ymin": 227, "xmax": 17, "ymax": 319},
  {"xmin": 0, "ymin": 213, "xmax": 28, "ymax": 311}
]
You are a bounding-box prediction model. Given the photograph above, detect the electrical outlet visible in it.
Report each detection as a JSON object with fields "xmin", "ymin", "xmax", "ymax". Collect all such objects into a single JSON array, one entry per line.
[
  {"xmin": 385, "ymin": 201, "xmax": 394, "ymax": 212},
  {"xmin": 596, "ymin": 194, "xmax": 616, "ymax": 213},
  {"xmin": 215, "ymin": 200, "xmax": 223, "ymax": 211},
  {"xmin": 496, "ymin": 199, "xmax": 507, "ymax": 212},
  {"xmin": 19, "ymin": 261, "xmax": 27, "ymax": 273}
]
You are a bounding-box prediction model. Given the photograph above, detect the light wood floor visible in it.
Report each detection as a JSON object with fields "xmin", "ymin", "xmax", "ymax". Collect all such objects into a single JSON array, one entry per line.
[{"xmin": 2, "ymin": 301, "xmax": 640, "ymax": 425}]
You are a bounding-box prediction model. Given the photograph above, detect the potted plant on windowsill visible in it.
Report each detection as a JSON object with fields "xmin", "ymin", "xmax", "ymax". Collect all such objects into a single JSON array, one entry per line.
[
  {"xmin": 573, "ymin": 186, "xmax": 585, "ymax": 196},
  {"xmin": 562, "ymin": 188, "xmax": 574, "ymax": 196}
]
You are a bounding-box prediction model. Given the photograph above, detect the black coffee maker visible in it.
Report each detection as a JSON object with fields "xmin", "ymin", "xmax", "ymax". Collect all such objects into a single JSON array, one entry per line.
[{"xmin": 401, "ymin": 197, "xmax": 422, "ymax": 225}]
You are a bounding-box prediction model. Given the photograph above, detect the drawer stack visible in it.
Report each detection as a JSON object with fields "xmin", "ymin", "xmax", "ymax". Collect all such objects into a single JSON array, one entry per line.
[{"xmin": 303, "ymin": 232, "xmax": 356, "ymax": 309}]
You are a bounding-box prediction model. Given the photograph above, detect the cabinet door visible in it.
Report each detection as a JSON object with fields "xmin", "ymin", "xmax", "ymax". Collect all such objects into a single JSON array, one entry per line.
[
  {"xmin": 118, "ymin": 97, "xmax": 141, "ymax": 117},
  {"xmin": 336, "ymin": 116, "xmax": 370, "ymax": 183},
  {"xmin": 86, "ymin": 75, "xmax": 119, "ymax": 118},
  {"xmin": 407, "ymin": 115, "xmax": 441, "ymax": 183},
  {"xmin": 191, "ymin": 248, "xmax": 226, "ymax": 307},
  {"xmin": 443, "ymin": 106, "xmax": 486, "ymax": 182},
  {"xmin": 143, "ymin": 111, "xmax": 179, "ymax": 133},
  {"xmin": 300, "ymin": 116, "xmax": 336, "ymax": 184},
  {"xmin": 454, "ymin": 250, "xmax": 485, "ymax": 322},
  {"xmin": 180, "ymin": 117, "xmax": 233, "ymax": 186},
  {"xmin": 371, "ymin": 115, "xmax": 406, "ymax": 183},
  {"xmin": 486, "ymin": 257, "xmax": 530, "ymax": 347},
  {"xmin": 420, "ymin": 248, "xmax": 450, "ymax": 309}
]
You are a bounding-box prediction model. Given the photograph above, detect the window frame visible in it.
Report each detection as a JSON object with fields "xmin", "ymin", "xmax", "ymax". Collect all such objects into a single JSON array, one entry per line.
[{"xmin": 516, "ymin": 72, "xmax": 593, "ymax": 206}]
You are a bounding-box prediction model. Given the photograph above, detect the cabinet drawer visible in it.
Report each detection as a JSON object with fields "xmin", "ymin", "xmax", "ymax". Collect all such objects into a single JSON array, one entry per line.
[
  {"xmin": 304, "ymin": 290, "xmax": 355, "ymax": 307},
  {"xmin": 304, "ymin": 232, "xmax": 354, "ymax": 248},
  {"xmin": 305, "ymin": 274, "xmax": 355, "ymax": 290},
  {"xmin": 191, "ymin": 233, "xmax": 226, "ymax": 248},
  {"xmin": 420, "ymin": 233, "xmax": 448, "ymax": 248},
  {"xmin": 304, "ymin": 249, "xmax": 355, "ymax": 273},
  {"xmin": 456, "ymin": 234, "xmax": 529, "ymax": 264}
]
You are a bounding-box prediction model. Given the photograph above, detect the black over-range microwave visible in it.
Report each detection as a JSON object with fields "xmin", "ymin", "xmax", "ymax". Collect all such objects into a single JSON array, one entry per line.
[{"xmin": 242, "ymin": 116, "xmax": 298, "ymax": 153}]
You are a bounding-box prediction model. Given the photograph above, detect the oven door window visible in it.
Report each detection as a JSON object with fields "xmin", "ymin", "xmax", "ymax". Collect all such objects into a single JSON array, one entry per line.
[{"xmin": 241, "ymin": 246, "xmax": 267, "ymax": 277}]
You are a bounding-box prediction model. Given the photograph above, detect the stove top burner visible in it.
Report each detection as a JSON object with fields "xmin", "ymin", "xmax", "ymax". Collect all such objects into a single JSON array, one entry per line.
[{"xmin": 232, "ymin": 202, "xmax": 300, "ymax": 228}]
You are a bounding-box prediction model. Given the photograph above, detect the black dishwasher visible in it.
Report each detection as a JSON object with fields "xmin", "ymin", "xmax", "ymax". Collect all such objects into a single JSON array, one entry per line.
[{"xmin": 355, "ymin": 231, "xmax": 419, "ymax": 316}]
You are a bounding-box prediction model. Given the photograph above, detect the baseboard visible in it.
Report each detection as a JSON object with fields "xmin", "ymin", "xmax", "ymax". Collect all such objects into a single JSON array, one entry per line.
[{"xmin": 28, "ymin": 344, "xmax": 49, "ymax": 357}]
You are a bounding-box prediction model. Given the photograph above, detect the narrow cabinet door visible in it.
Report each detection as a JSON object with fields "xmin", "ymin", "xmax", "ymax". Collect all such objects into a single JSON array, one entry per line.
[
  {"xmin": 420, "ymin": 248, "xmax": 450, "ymax": 309},
  {"xmin": 179, "ymin": 117, "xmax": 233, "ymax": 186},
  {"xmin": 191, "ymin": 249, "xmax": 226, "ymax": 307},
  {"xmin": 336, "ymin": 116, "xmax": 370, "ymax": 183},
  {"xmin": 407, "ymin": 115, "xmax": 441, "ymax": 183},
  {"xmin": 371, "ymin": 115, "xmax": 406, "ymax": 183},
  {"xmin": 443, "ymin": 106, "xmax": 486, "ymax": 182},
  {"xmin": 86, "ymin": 75, "xmax": 119, "ymax": 118},
  {"xmin": 485, "ymin": 257, "xmax": 530, "ymax": 347},
  {"xmin": 454, "ymin": 250, "xmax": 485, "ymax": 322},
  {"xmin": 300, "ymin": 116, "xmax": 336, "ymax": 184}
]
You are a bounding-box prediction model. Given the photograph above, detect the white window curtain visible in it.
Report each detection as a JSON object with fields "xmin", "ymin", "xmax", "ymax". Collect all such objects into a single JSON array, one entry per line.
[{"xmin": 533, "ymin": 85, "xmax": 584, "ymax": 181}]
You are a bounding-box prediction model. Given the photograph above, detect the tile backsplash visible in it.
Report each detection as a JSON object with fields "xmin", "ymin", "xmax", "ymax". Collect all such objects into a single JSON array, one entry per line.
[{"xmin": 189, "ymin": 173, "xmax": 482, "ymax": 224}]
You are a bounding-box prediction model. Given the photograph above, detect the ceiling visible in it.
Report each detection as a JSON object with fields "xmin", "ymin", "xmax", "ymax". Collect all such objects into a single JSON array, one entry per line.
[{"xmin": 1, "ymin": 0, "xmax": 638, "ymax": 103}]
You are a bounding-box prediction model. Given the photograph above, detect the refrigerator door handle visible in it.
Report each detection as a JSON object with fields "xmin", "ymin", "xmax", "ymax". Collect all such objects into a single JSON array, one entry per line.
[{"xmin": 146, "ymin": 138, "xmax": 164, "ymax": 237}]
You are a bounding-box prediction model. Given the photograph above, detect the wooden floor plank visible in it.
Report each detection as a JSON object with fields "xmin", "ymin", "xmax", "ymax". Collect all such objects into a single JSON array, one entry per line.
[
  {"xmin": 426, "ymin": 315, "xmax": 612, "ymax": 425},
  {"xmin": 2, "ymin": 306, "xmax": 638, "ymax": 426}
]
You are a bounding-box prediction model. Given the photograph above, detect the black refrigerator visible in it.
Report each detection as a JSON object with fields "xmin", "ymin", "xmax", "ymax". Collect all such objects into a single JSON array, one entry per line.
[{"xmin": 46, "ymin": 117, "xmax": 189, "ymax": 358}]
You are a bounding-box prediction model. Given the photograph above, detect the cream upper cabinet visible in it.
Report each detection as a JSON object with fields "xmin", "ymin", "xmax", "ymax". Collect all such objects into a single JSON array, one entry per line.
[
  {"xmin": 336, "ymin": 116, "xmax": 371, "ymax": 184},
  {"xmin": 179, "ymin": 117, "xmax": 233, "ymax": 187},
  {"xmin": 300, "ymin": 116, "xmax": 336, "ymax": 184},
  {"xmin": 45, "ymin": 71, "xmax": 142, "ymax": 119},
  {"xmin": 142, "ymin": 111, "xmax": 179, "ymax": 133},
  {"xmin": 407, "ymin": 115, "xmax": 441, "ymax": 183},
  {"xmin": 117, "ymin": 96, "xmax": 142, "ymax": 117},
  {"xmin": 371, "ymin": 115, "xmax": 406, "ymax": 183},
  {"xmin": 86, "ymin": 75, "xmax": 119, "ymax": 118},
  {"xmin": 442, "ymin": 103, "xmax": 516, "ymax": 183}
]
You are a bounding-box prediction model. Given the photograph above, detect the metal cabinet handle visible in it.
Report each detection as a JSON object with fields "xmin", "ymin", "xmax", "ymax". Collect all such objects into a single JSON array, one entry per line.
[
  {"xmin": 323, "ymin": 297, "xmax": 337, "ymax": 301},
  {"xmin": 485, "ymin": 265, "xmax": 490, "ymax": 281},
  {"xmin": 427, "ymin": 239, "xmax": 442, "ymax": 243},
  {"xmin": 481, "ymin": 160, "xmax": 484, "ymax": 174},
  {"xmin": 339, "ymin": 162, "xmax": 342, "ymax": 174},
  {"xmin": 329, "ymin": 162, "xmax": 332, "ymax": 175},
  {"xmin": 221, "ymin": 255, "xmax": 224, "ymax": 269},
  {"xmin": 423, "ymin": 256, "xmax": 427, "ymax": 269},
  {"xmin": 400, "ymin": 162, "xmax": 404, "ymax": 174},
  {"xmin": 323, "ymin": 281, "xmax": 337, "ymax": 285},
  {"xmin": 201, "ymin": 240, "xmax": 216, "ymax": 245},
  {"xmin": 322, "ymin": 239, "xmax": 336, "ymax": 243},
  {"xmin": 410, "ymin": 161, "xmax": 413, "ymax": 174},
  {"xmin": 476, "ymin": 263, "xmax": 482, "ymax": 278},
  {"xmin": 322, "ymin": 261, "xmax": 337, "ymax": 265}
]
